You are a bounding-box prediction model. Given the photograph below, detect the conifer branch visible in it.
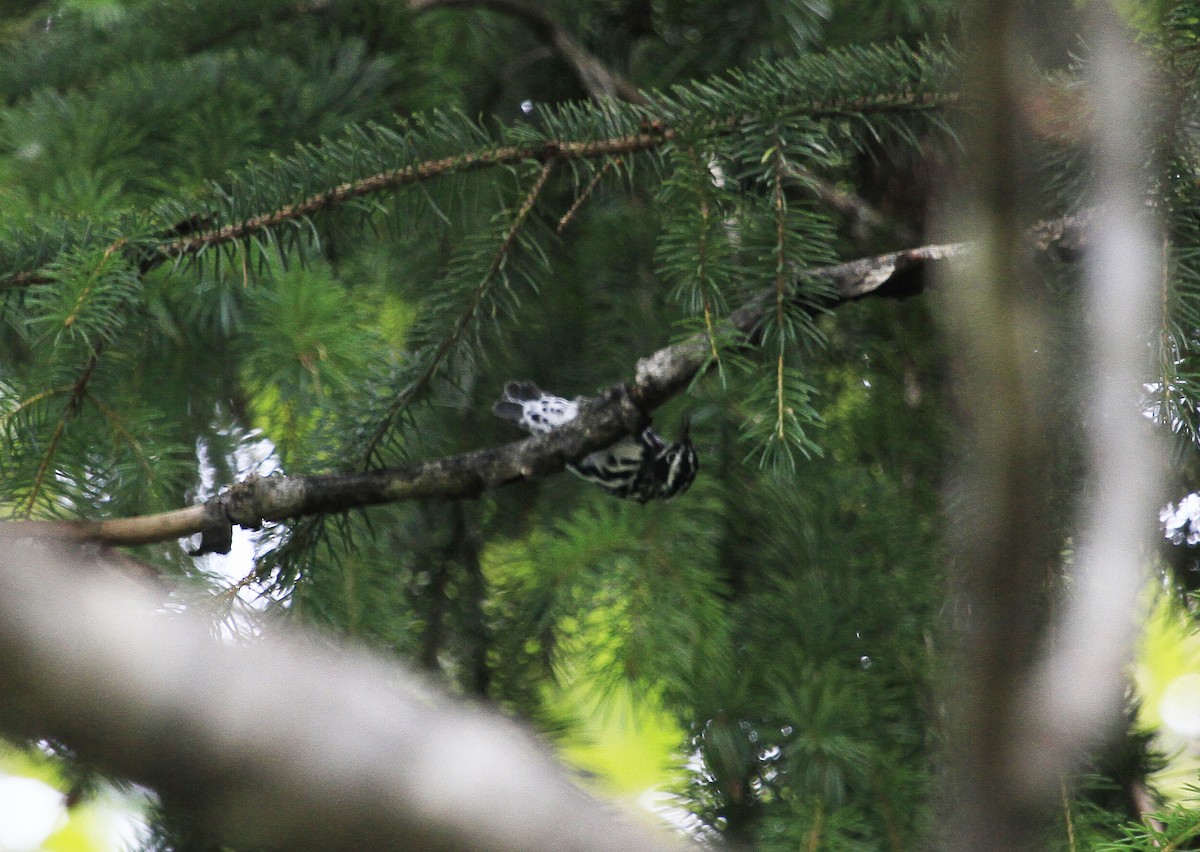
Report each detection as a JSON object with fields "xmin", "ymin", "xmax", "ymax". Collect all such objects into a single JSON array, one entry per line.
[
  {"xmin": 0, "ymin": 133, "xmax": 671, "ymax": 293},
  {"xmin": 556, "ymin": 157, "xmax": 618, "ymax": 233},
  {"xmin": 88, "ymin": 395, "xmax": 158, "ymax": 483},
  {"xmin": 359, "ymin": 156, "xmax": 560, "ymax": 467},
  {"xmin": 783, "ymin": 162, "xmax": 905, "ymax": 244},
  {"xmin": 687, "ymin": 148, "xmax": 721, "ymax": 365},
  {"xmin": 0, "ymin": 43, "xmax": 958, "ymax": 295},
  {"xmin": 771, "ymin": 144, "xmax": 789, "ymax": 441},
  {"xmin": 220, "ymin": 565, "xmax": 262, "ymax": 606},
  {"xmin": 27, "ymin": 504, "xmax": 214, "ymax": 547},
  {"xmin": 8, "ymin": 216, "xmax": 1092, "ymax": 554},
  {"xmin": 22, "ymin": 348, "xmax": 102, "ymax": 517},
  {"xmin": 158, "ymin": 136, "xmax": 665, "ymax": 262},
  {"xmin": 2, "ymin": 385, "xmax": 72, "ymax": 424},
  {"xmin": 408, "ymin": 0, "xmax": 645, "ymax": 104},
  {"xmin": 4, "ymin": 270, "xmax": 55, "ymax": 288}
]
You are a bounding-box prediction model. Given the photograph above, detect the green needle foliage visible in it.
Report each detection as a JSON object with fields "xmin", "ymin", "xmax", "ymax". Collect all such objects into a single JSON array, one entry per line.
[{"xmin": 6, "ymin": 0, "xmax": 1200, "ymax": 849}]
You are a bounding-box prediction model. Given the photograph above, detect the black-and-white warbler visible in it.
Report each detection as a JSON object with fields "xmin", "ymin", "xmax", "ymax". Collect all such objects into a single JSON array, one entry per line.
[{"xmin": 493, "ymin": 381, "xmax": 698, "ymax": 502}]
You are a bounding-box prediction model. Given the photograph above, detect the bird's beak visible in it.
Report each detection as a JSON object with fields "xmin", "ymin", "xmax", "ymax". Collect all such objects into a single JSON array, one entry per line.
[{"xmin": 678, "ymin": 415, "xmax": 691, "ymax": 441}]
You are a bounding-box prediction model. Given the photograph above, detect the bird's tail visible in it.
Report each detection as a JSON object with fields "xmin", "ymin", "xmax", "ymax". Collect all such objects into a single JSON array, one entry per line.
[{"xmin": 492, "ymin": 381, "xmax": 544, "ymax": 423}]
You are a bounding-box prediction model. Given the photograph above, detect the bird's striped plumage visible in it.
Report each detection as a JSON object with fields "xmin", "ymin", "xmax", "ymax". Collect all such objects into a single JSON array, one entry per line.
[{"xmin": 493, "ymin": 381, "xmax": 698, "ymax": 502}]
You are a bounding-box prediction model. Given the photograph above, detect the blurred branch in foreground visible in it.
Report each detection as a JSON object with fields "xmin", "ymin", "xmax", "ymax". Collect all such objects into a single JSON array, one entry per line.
[
  {"xmin": 1014, "ymin": 2, "xmax": 1164, "ymax": 798},
  {"xmin": 937, "ymin": 3, "xmax": 1162, "ymax": 848},
  {"xmin": 0, "ymin": 531, "xmax": 683, "ymax": 852}
]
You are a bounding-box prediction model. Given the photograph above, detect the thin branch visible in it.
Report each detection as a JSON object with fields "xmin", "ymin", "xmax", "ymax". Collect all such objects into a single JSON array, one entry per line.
[
  {"xmin": 1, "ymin": 385, "xmax": 72, "ymax": 427},
  {"xmin": 30, "ymin": 504, "xmax": 214, "ymax": 547},
  {"xmin": 409, "ymin": 0, "xmax": 646, "ymax": 104},
  {"xmin": 359, "ymin": 156, "xmax": 559, "ymax": 467},
  {"xmin": 772, "ymin": 143, "xmax": 788, "ymax": 441},
  {"xmin": 21, "ymin": 239, "xmax": 131, "ymax": 514},
  {"xmin": 87, "ymin": 394, "xmax": 158, "ymax": 484},
  {"xmin": 219, "ymin": 565, "xmax": 263, "ymax": 606},
  {"xmin": 22, "ymin": 348, "xmax": 101, "ymax": 517},
  {"xmin": 1131, "ymin": 778, "xmax": 1165, "ymax": 841},
  {"xmin": 557, "ymin": 157, "xmax": 618, "ymax": 233},
  {"xmin": 159, "ymin": 136, "xmax": 653, "ymax": 263},
  {"xmin": 0, "ymin": 91, "xmax": 958, "ymax": 294},
  {"xmin": 0, "ymin": 269, "xmax": 54, "ymax": 287},
  {"xmin": 685, "ymin": 147, "xmax": 721, "ymax": 366},
  {"xmin": 785, "ymin": 163, "xmax": 890, "ymax": 233},
  {"xmin": 1060, "ymin": 778, "xmax": 1076, "ymax": 852},
  {"xmin": 1162, "ymin": 813, "xmax": 1200, "ymax": 852},
  {"xmin": 0, "ymin": 133, "xmax": 671, "ymax": 293}
]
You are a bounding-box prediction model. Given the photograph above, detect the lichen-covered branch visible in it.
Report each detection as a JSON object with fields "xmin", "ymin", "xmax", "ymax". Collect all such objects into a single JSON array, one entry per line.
[{"xmin": 13, "ymin": 218, "xmax": 1090, "ymax": 554}]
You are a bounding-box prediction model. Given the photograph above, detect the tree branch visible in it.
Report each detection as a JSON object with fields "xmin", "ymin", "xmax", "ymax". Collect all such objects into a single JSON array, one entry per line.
[
  {"xmin": 408, "ymin": 0, "xmax": 646, "ymax": 104},
  {"xmin": 0, "ymin": 532, "xmax": 683, "ymax": 851},
  {"xmin": 21, "ymin": 347, "xmax": 103, "ymax": 517},
  {"xmin": 0, "ymin": 92, "xmax": 957, "ymax": 293},
  {"xmin": 359, "ymin": 156, "xmax": 560, "ymax": 467},
  {"xmin": 154, "ymin": 134, "xmax": 668, "ymax": 265},
  {"xmin": 0, "ymin": 132, "xmax": 672, "ymax": 293},
  {"xmin": 10, "ymin": 218, "xmax": 1091, "ymax": 555}
]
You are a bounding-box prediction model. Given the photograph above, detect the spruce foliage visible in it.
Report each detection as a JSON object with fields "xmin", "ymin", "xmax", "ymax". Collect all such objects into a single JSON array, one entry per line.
[{"xmin": 4, "ymin": 0, "xmax": 1200, "ymax": 848}]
